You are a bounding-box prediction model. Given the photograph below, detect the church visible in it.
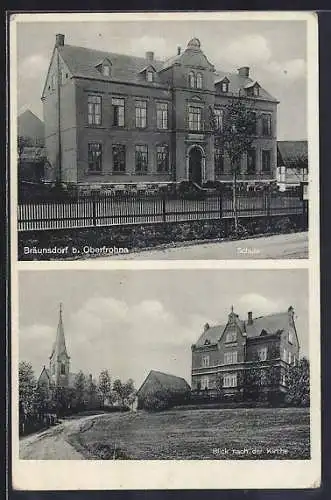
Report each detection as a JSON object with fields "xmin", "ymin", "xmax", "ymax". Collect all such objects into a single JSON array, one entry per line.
[{"xmin": 38, "ymin": 304, "xmax": 78, "ymax": 392}]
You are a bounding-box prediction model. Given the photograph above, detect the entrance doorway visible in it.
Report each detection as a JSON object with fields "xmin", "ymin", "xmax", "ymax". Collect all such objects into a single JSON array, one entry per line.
[{"xmin": 189, "ymin": 147, "xmax": 203, "ymax": 185}]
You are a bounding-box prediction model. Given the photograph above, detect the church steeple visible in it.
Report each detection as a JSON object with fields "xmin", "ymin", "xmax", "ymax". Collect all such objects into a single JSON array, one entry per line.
[{"xmin": 49, "ymin": 303, "xmax": 70, "ymax": 387}]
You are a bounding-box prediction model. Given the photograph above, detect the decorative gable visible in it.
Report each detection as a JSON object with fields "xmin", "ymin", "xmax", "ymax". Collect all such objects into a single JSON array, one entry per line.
[
  {"xmin": 245, "ymin": 81, "xmax": 261, "ymax": 97},
  {"xmin": 216, "ymin": 77, "xmax": 230, "ymax": 93}
]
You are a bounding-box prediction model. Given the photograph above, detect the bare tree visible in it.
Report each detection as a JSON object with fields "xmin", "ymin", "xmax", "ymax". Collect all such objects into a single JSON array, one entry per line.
[{"xmin": 210, "ymin": 97, "xmax": 256, "ymax": 233}]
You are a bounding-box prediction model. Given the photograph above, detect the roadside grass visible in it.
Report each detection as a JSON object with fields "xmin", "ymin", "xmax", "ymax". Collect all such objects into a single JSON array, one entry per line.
[{"xmin": 67, "ymin": 407, "xmax": 310, "ymax": 460}]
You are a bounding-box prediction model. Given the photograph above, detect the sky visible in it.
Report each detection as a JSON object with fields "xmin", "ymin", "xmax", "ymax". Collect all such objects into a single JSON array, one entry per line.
[
  {"xmin": 15, "ymin": 17, "xmax": 308, "ymax": 140},
  {"xmin": 18, "ymin": 269, "xmax": 309, "ymax": 389}
]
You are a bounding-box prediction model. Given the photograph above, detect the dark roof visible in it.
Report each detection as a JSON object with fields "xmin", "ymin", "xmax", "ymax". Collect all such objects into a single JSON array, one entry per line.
[
  {"xmin": 57, "ymin": 43, "xmax": 277, "ymax": 101},
  {"xmin": 196, "ymin": 311, "xmax": 290, "ymax": 346},
  {"xmin": 277, "ymin": 141, "xmax": 308, "ymax": 167},
  {"xmin": 59, "ymin": 45, "xmax": 166, "ymax": 87},
  {"xmin": 137, "ymin": 370, "xmax": 190, "ymax": 395}
]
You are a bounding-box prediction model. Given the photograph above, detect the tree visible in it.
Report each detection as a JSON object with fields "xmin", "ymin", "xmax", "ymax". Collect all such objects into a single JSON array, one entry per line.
[
  {"xmin": 210, "ymin": 97, "xmax": 256, "ymax": 233},
  {"xmin": 19, "ymin": 361, "xmax": 36, "ymax": 417},
  {"xmin": 86, "ymin": 375, "xmax": 99, "ymax": 409},
  {"xmin": 285, "ymin": 357, "xmax": 310, "ymax": 407},
  {"xmin": 18, "ymin": 136, "xmax": 33, "ymax": 162},
  {"xmin": 73, "ymin": 371, "xmax": 87, "ymax": 410},
  {"xmin": 113, "ymin": 378, "xmax": 136, "ymax": 407},
  {"xmin": 98, "ymin": 369, "xmax": 113, "ymax": 406},
  {"xmin": 34, "ymin": 382, "xmax": 52, "ymax": 416}
]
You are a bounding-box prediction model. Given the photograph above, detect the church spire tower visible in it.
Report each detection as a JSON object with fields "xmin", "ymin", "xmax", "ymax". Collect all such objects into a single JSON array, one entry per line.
[{"xmin": 49, "ymin": 303, "xmax": 70, "ymax": 387}]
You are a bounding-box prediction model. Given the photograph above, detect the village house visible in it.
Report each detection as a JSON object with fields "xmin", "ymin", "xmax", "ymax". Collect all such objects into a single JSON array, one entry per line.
[
  {"xmin": 42, "ymin": 34, "xmax": 278, "ymax": 189},
  {"xmin": 136, "ymin": 370, "xmax": 191, "ymax": 410},
  {"xmin": 277, "ymin": 140, "xmax": 308, "ymax": 193},
  {"xmin": 191, "ymin": 306, "xmax": 300, "ymax": 401}
]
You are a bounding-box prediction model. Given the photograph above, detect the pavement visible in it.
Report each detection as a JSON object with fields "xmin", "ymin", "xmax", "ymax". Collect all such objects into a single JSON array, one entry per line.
[
  {"xmin": 101, "ymin": 232, "xmax": 309, "ymax": 260},
  {"xmin": 19, "ymin": 414, "xmax": 105, "ymax": 460}
]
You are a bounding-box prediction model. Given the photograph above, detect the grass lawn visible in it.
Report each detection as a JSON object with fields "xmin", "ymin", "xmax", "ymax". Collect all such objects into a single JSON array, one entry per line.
[{"xmin": 68, "ymin": 407, "xmax": 310, "ymax": 460}]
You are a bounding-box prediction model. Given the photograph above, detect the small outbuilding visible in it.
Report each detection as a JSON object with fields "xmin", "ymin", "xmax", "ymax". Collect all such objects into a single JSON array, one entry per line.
[{"xmin": 136, "ymin": 370, "xmax": 191, "ymax": 411}]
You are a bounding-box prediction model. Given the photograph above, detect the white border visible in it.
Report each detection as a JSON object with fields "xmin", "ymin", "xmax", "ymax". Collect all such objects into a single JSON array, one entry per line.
[{"xmin": 10, "ymin": 11, "xmax": 320, "ymax": 490}]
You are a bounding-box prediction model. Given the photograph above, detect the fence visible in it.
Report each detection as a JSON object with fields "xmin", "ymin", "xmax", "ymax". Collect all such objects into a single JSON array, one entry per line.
[{"xmin": 18, "ymin": 192, "xmax": 306, "ymax": 232}]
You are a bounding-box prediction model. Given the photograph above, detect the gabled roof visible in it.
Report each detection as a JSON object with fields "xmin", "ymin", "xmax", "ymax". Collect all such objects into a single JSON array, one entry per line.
[
  {"xmin": 245, "ymin": 312, "xmax": 290, "ymax": 339},
  {"xmin": 244, "ymin": 80, "xmax": 260, "ymax": 89},
  {"xmin": 58, "ymin": 44, "xmax": 165, "ymax": 86},
  {"xmin": 137, "ymin": 370, "xmax": 190, "ymax": 395},
  {"xmin": 195, "ymin": 310, "xmax": 291, "ymax": 346},
  {"xmin": 277, "ymin": 141, "xmax": 308, "ymax": 167},
  {"xmin": 214, "ymin": 71, "xmax": 277, "ymax": 101}
]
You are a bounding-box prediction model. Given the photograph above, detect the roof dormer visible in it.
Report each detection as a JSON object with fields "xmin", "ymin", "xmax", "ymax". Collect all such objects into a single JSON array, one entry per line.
[
  {"xmin": 215, "ymin": 76, "xmax": 230, "ymax": 93},
  {"xmin": 95, "ymin": 58, "xmax": 112, "ymax": 77},
  {"xmin": 245, "ymin": 81, "xmax": 261, "ymax": 97},
  {"xmin": 139, "ymin": 64, "xmax": 157, "ymax": 82}
]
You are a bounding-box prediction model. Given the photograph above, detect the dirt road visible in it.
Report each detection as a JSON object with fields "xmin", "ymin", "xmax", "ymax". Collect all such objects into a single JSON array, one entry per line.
[{"xmin": 19, "ymin": 414, "xmax": 105, "ymax": 460}]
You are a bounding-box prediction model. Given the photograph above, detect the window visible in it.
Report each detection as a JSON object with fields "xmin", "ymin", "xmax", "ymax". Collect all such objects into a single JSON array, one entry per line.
[
  {"xmin": 281, "ymin": 371, "xmax": 286, "ymax": 386},
  {"xmin": 293, "ymin": 354, "xmax": 296, "ymax": 366},
  {"xmin": 223, "ymin": 373, "xmax": 237, "ymax": 388},
  {"xmin": 135, "ymin": 100, "xmax": 147, "ymax": 128},
  {"xmin": 146, "ymin": 70, "xmax": 153, "ymax": 82},
  {"xmin": 51, "ymin": 74, "xmax": 56, "ymax": 90},
  {"xmin": 103, "ymin": 65, "xmax": 110, "ymax": 76},
  {"xmin": 189, "ymin": 71, "xmax": 195, "ymax": 88},
  {"xmin": 257, "ymin": 347, "xmax": 267, "ymax": 361},
  {"xmin": 156, "ymin": 102, "xmax": 168, "ymax": 130},
  {"xmin": 288, "ymin": 352, "xmax": 292, "ymax": 365},
  {"xmin": 221, "ymin": 81, "xmax": 228, "ymax": 93},
  {"xmin": 247, "ymin": 149, "xmax": 256, "ymax": 174},
  {"xmin": 52, "ymin": 364, "xmax": 55, "ymax": 375},
  {"xmin": 202, "ymin": 355, "xmax": 210, "ymax": 367},
  {"xmin": 214, "ymin": 108, "xmax": 223, "ymax": 131},
  {"xmin": 112, "ymin": 145, "xmax": 126, "ymax": 173},
  {"xmin": 253, "ymin": 85, "xmax": 259, "ymax": 97},
  {"xmin": 262, "ymin": 114, "xmax": 272, "ymax": 136},
  {"xmin": 60, "ymin": 363, "xmax": 66, "ymax": 375},
  {"xmin": 225, "ymin": 329, "xmax": 237, "ymax": 343},
  {"xmin": 224, "ymin": 351, "xmax": 237, "ymax": 364},
  {"xmin": 112, "ymin": 97, "xmax": 125, "ymax": 127},
  {"xmin": 188, "ymin": 106, "xmax": 202, "ymax": 131},
  {"xmin": 88, "ymin": 95, "xmax": 102, "ymax": 125},
  {"xmin": 88, "ymin": 143, "xmax": 102, "ymax": 172},
  {"xmin": 156, "ymin": 145, "xmax": 169, "ymax": 173},
  {"xmin": 288, "ymin": 330, "xmax": 294, "ymax": 344},
  {"xmin": 215, "ymin": 148, "xmax": 224, "ymax": 175},
  {"xmin": 196, "ymin": 73, "xmax": 203, "ymax": 89},
  {"xmin": 135, "ymin": 145, "xmax": 148, "ymax": 174},
  {"xmin": 201, "ymin": 376, "xmax": 209, "ymax": 390},
  {"xmin": 262, "ymin": 150, "xmax": 271, "ymax": 173},
  {"xmin": 248, "ymin": 111, "xmax": 257, "ymax": 135}
]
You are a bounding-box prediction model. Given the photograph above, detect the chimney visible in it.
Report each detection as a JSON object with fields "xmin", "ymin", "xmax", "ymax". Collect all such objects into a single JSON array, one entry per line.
[
  {"xmin": 177, "ymin": 46, "xmax": 181, "ymax": 55},
  {"xmin": 55, "ymin": 34, "xmax": 65, "ymax": 47},
  {"xmin": 145, "ymin": 51, "xmax": 154, "ymax": 62},
  {"xmin": 203, "ymin": 322, "xmax": 210, "ymax": 332},
  {"xmin": 238, "ymin": 66, "xmax": 250, "ymax": 78},
  {"xmin": 247, "ymin": 311, "xmax": 253, "ymax": 325}
]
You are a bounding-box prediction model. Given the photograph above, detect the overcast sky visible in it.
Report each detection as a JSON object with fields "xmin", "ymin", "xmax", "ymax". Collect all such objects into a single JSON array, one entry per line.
[
  {"xmin": 15, "ymin": 17, "xmax": 307, "ymax": 140},
  {"xmin": 19, "ymin": 269, "xmax": 308, "ymax": 389}
]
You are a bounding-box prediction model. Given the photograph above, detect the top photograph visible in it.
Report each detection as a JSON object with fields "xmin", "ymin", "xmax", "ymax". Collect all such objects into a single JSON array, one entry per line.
[{"xmin": 12, "ymin": 13, "xmax": 315, "ymax": 261}]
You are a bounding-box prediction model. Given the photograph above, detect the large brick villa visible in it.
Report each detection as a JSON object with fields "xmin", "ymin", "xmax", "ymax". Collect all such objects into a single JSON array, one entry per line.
[
  {"xmin": 191, "ymin": 306, "xmax": 300, "ymax": 400},
  {"xmin": 42, "ymin": 34, "xmax": 278, "ymax": 188}
]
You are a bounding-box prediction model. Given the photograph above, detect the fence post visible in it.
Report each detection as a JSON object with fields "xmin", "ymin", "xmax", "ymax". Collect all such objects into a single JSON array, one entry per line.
[
  {"xmin": 219, "ymin": 194, "xmax": 222, "ymax": 219},
  {"xmin": 162, "ymin": 196, "xmax": 166, "ymax": 223},
  {"xmin": 92, "ymin": 191, "xmax": 97, "ymax": 226}
]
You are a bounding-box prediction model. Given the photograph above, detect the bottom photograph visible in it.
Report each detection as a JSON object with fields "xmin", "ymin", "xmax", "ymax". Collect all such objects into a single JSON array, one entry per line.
[{"xmin": 18, "ymin": 268, "xmax": 310, "ymax": 461}]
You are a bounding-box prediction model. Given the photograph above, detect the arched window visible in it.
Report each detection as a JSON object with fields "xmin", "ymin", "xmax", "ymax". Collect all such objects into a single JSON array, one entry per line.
[
  {"xmin": 60, "ymin": 363, "xmax": 66, "ymax": 375},
  {"xmin": 196, "ymin": 73, "xmax": 203, "ymax": 89},
  {"xmin": 189, "ymin": 71, "xmax": 195, "ymax": 88}
]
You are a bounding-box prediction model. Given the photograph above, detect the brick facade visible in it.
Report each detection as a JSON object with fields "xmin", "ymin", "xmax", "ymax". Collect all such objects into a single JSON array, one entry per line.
[
  {"xmin": 42, "ymin": 35, "xmax": 278, "ymax": 187},
  {"xmin": 191, "ymin": 306, "xmax": 300, "ymax": 399}
]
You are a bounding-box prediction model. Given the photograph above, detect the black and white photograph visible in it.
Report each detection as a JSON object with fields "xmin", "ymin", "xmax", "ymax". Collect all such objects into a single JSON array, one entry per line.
[
  {"xmin": 12, "ymin": 13, "xmax": 314, "ymax": 260},
  {"xmin": 18, "ymin": 268, "xmax": 310, "ymax": 461}
]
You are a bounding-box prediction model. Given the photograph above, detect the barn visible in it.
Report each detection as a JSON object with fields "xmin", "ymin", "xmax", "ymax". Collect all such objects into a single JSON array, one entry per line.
[{"xmin": 136, "ymin": 370, "xmax": 191, "ymax": 410}]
